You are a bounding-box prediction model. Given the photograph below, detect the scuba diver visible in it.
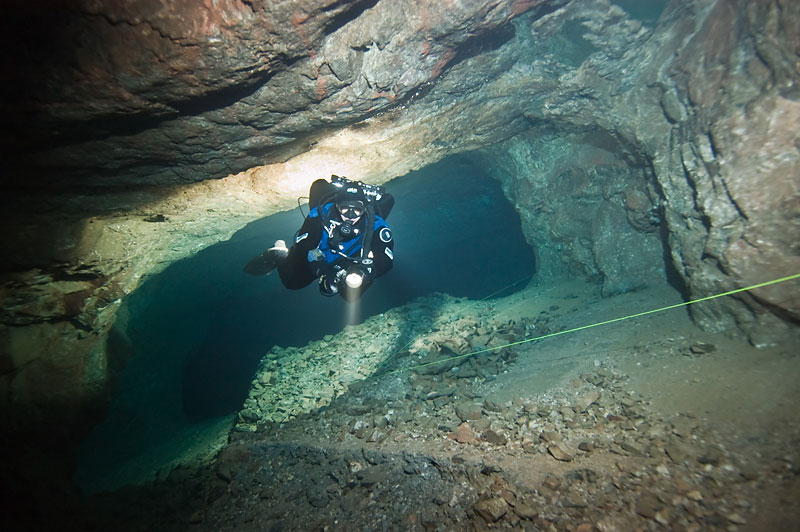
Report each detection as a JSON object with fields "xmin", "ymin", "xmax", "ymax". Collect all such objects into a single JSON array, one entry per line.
[{"xmin": 244, "ymin": 175, "xmax": 394, "ymax": 301}]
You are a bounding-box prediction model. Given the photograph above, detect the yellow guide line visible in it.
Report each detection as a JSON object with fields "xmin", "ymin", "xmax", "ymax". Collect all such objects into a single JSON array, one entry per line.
[{"xmin": 398, "ymin": 272, "xmax": 800, "ymax": 374}]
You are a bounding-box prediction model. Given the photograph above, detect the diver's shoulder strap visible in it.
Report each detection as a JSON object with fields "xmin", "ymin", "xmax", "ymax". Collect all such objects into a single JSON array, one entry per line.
[{"xmin": 359, "ymin": 202, "xmax": 376, "ymax": 263}]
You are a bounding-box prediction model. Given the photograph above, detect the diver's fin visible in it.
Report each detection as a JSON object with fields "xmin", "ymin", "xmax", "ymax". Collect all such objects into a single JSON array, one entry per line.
[
  {"xmin": 243, "ymin": 241, "xmax": 288, "ymax": 276},
  {"xmin": 243, "ymin": 250, "xmax": 278, "ymax": 276}
]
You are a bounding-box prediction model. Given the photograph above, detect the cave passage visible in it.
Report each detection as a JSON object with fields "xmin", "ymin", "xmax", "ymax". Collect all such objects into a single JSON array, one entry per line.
[
  {"xmin": 178, "ymin": 156, "xmax": 536, "ymax": 422},
  {"xmin": 75, "ymin": 155, "xmax": 535, "ymax": 492}
]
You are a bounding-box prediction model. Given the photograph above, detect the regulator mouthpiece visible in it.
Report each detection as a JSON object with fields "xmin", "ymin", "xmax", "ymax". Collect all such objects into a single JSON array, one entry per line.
[{"xmin": 339, "ymin": 221, "xmax": 355, "ymax": 237}]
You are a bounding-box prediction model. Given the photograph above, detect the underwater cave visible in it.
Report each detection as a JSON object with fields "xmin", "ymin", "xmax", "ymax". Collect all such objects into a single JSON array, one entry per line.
[
  {"xmin": 74, "ymin": 155, "xmax": 536, "ymax": 493},
  {"xmin": 1, "ymin": 0, "xmax": 799, "ymax": 531}
]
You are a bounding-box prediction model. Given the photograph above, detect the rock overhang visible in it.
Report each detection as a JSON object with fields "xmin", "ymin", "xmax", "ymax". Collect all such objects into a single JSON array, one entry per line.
[{"xmin": 2, "ymin": 0, "xmax": 543, "ymax": 188}]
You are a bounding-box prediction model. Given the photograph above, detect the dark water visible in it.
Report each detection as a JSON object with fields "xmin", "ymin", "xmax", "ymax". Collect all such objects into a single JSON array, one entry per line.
[
  {"xmin": 615, "ymin": 0, "xmax": 668, "ymax": 24},
  {"xmin": 75, "ymin": 154, "xmax": 535, "ymax": 491}
]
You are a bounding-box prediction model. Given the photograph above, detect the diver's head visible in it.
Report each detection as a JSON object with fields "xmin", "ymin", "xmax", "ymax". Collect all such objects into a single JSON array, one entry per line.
[
  {"xmin": 336, "ymin": 185, "xmax": 367, "ymax": 223},
  {"xmin": 337, "ymin": 200, "xmax": 365, "ymax": 223}
]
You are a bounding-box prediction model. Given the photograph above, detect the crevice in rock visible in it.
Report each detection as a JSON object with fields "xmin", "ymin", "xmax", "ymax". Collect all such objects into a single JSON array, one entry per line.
[
  {"xmin": 320, "ymin": 0, "xmax": 381, "ymax": 38},
  {"xmin": 89, "ymin": 13, "xmax": 196, "ymax": 47},
  {"xmin": 656, "ymin": 204, "xmax": 689, "ymax": 299},
  {"xmin": 524, "ymin": 0, "xmax": 569, "ymax": 24},
  {"xmin": 30, "ymin": 66, "xmax": 295, "ymax": 152},
  {"xmin": 717, "ymin": 175, "xmax": 749, "ymax": 222},
  {"xmin": 448, "ymin": 22, "xmax": 517, "ymax": 73}
]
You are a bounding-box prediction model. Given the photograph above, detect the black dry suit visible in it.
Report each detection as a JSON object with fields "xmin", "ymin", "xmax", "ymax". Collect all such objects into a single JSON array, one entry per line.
[{"xmin": 277, "ymin": 177, "xmax": 394, "ymax": 301}]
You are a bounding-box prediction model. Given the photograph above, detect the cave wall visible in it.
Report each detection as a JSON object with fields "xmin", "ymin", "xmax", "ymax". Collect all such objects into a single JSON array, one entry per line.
[
  {"xmin": 1, "ymin": 0, "xmax": 798, "ymax": 468},
  {"xmin": 470, "ymin": 130, "xmax": 666, "ymax": 297},
  {"xmin": 470, "ymin": 0, "xmax": 799, "ymax": 345},
  {"xmin": 652, "ymin": 0, "xmax": 800, "ymax": 346}
]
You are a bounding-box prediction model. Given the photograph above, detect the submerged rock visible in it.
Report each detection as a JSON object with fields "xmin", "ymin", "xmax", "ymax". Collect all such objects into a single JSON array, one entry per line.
[
  {"xmin": 234, "ymin": 294, "xmax": 498, "ymax": 429},
  {"xmin": 475, "ymin": 497, "xmax": 509, "ymax": 522},
  {"xmin": 548, "ymin": 441, "xmax": 576, "ymax": 462}
]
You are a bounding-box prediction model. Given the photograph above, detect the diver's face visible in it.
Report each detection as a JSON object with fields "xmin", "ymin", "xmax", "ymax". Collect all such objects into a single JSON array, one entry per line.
[{"xmin": 338, "ymin": 204, "xmax": 364, "ymax": 223}]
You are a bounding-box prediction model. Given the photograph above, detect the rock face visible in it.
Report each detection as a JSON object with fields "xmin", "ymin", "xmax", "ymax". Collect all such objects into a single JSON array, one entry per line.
[
  {"xmin": 656, "ymin": 1, "xmax": 800, "ymax": 345},
  {"xmin": 3, "ymin": 0, "xmax": 534, "ymax": 186},
  {"xmin": 469, "ymin": 131, "xmax": 666, "ymax": 296},
  {"xmin": 468, "ymin": 0, "xmax": 800, "ymax": 342},
  {"xmin": 0, "ymin": 0, "xmax": 798, "ymax": 485}
]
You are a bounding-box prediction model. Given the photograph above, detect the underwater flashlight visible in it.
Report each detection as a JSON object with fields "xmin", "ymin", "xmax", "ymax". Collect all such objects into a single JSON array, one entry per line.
[{"xmin": 345, "ymin": 269, "xmax": 364, "ymax": 289}]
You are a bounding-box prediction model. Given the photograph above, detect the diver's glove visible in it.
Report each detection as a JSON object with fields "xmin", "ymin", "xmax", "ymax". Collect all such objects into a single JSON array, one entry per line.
[{"xmin": 307, "ymin": 248, "xmax": 324, "ymax": 262}]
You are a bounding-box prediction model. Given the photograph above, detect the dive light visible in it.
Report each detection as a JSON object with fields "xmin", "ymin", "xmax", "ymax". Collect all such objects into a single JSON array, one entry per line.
[
  {"xmin": 345, "ymin": 268, "xmax": 364, "ymax": 289},
  {"xmin": 345, "ymin": 259, "xmax": 372, "ymax": 289}
]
